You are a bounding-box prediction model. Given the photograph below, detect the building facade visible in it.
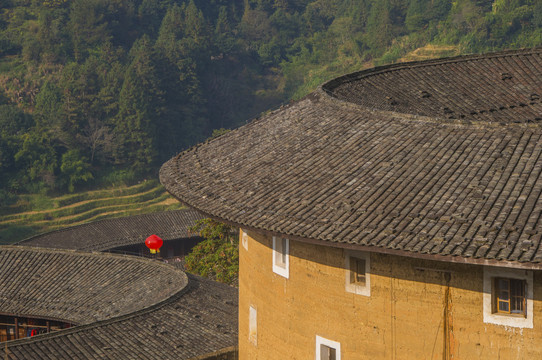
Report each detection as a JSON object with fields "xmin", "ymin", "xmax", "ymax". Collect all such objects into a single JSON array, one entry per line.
[{"xmin": 239, "ymin": 230, "xmax": 541, "ymax": 359}]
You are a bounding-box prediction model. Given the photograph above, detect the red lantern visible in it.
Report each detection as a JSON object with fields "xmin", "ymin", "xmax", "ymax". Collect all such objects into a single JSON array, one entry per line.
[{"xmin": 145, "ymin": 234, "xmax": 163, "ymax": 254}]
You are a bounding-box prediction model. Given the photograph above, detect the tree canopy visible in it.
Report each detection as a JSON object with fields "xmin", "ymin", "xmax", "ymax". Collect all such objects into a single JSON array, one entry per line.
[
  {"xmin": 0, "ymin": 0, "xmax": 539, "ymax": 195},
  {"xmin": 185, "ymin": 218, "xmax": 239, "ymax": 285}
]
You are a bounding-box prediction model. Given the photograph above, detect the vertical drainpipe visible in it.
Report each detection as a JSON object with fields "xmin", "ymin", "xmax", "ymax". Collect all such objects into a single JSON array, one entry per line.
[
  {"xmin": 443, "ymin": 272, "xmax": 453, "ymax": 360},
  {"xmin": 390, "ymin": 261, "xmax": 397, "ymax": 360}
]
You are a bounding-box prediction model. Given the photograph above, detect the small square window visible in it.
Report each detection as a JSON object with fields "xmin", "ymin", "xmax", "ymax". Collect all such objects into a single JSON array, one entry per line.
[
  {"xmin": 241, "ymin": 230, "xmax": 248, "ymax": 251},
  {"xmin": 249, "ymin": 305, "xmax": 257, "ymax": 346},
  {"xmin": 345, "ymin": 251, "xmax": 370, "ymax": 296},
  {"xmin": 493, "ymin": 277, "xmax": 526, "ymax": 316},
  {"xmin": 320, "ymin": 344, "xmax": 336, "ymax": 360},
  {"xmin": 315, "ymin": 335, "xmax": 340, "ymax": 360},
  {"xmin": 272, "ymin": 237, "xmax": 289, "ymax": 278},
  {"xmin": 350, "ymin": 257, "xmax": 366, "ymax": 286},
  {"xmin": 483, "ymin": 267, "xmax": 533, "ymax": 328},
  {"xmin": 275, "ymin": 238, "xmax": 287, "ymax": 268}
]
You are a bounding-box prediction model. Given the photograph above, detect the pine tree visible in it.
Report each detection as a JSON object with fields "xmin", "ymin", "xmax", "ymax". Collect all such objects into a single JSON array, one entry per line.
[
  {"xmin": 114, "ymin": 35, "xmax": 162, "ymax": 171},
  {"xmin": 68, "ymin": 0, "xmax": 110, "ymax": 61},
  {"xmin": 366, "ymin": 0, "xmax": 394, "ymax": 51}
]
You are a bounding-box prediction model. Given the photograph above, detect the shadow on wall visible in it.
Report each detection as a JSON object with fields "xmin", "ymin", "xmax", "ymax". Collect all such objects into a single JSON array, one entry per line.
[{"xmin": 263, "ymin": 233, "xmax": 536, "ymax": 290}]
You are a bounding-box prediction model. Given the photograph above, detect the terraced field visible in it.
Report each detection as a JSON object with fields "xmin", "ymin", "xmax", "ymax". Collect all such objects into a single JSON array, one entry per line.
[
  {"xmin": 0, "ymin": 180, "xmax": 184, "ymax": 244},
  {"xmin": 399, "ymin": 44, "xmax": 460, "ymax": 62}
]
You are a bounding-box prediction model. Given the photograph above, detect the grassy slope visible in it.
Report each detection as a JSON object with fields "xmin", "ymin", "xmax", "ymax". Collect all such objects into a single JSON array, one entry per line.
[{"xmin": 0, "ymin": 180, "xmax": 184, "ymax": 244}]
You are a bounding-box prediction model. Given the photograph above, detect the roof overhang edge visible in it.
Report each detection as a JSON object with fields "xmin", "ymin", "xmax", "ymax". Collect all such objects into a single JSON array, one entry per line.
[{"xmin": 159, "ymin": 196, "xmax": 542, "ymax": 271}]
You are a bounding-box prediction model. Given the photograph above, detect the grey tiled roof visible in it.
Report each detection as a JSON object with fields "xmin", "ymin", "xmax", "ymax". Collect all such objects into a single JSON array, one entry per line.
[
  {"xmin": 161, "ymin": 48, "xmax": 542, "ymax": 267},
  {"xmin": 19, "ymin": 209, "xmax": 205, "ymax": 251},
  {"xmin": 2, "ymin": 210, "xmax": 238, "ymax": 358},
  {"xmin": 0, "ymin": 246, "xmax": 187, "ymax": 324},
  {"xmin": 1, "ymin": 271, "xmax": 237, "ymax": 359},
  {"xmin": 328, "ymin": 49, "xmax": 542, "ymax": 123}
]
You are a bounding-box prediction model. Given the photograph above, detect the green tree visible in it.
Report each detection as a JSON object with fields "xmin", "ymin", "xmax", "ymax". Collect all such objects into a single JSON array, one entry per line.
[
  {"xmin": 36, "ymin": 7, "xmax": 68, "ymax": 63},
  {"xmin": 0, "ymin": 104, "xmax": 33, "ymax": 134},
  {"xmin": 182, "ymin": 0, "xmax": 211, "ymax": 57},
  {"xmin": 365, "ymin": 0, "xmax": 395, "ymax": 51},
  {"xmin": 14, "ymin": 131, "xmax": 57, "ymax": 188},
  {"xmin": 58, "ymin": 62, "xmax": 92, "ymax": 142},
  {"xmin": 430, "ymin": 0, "xmax": 452, "ymax": 21},
  {"xmin": 95, "ymin": 42, "xmax": 125, "ymax": 122},
  {"xmin": 34, "ymin": 81, "xmax": 63, "ymax": 129},
  {"xmin": 42, "ymin": 0, "xmax": 69, "ymax": 8},
  {"xmin": 138, "ymin": 0, "xmax": 171, "ymax": 36},
  {"xmin": 185, "ymin": 219, "xmax": 239, "ymax": 285},
  {"xmin": 114, "ymin": 35, "xmax": 162, "ymax": 171},
  {"xmin": 56, "ymin": 53, "xmax": 118, "ymax": 154},
  {"xmin": 155, "ymin": 3, "xmax": 209, "ymax": 159},
  {"xmin": 0, "ymin": 105, "xmax": 33, "ymax": 172},
  {"xmin": 60, "ymin": 149, "xmax": 93, "ymax": 192},
  {"xmin": 155, "ymin": 4, "xmax": 184, "ymax": 61},
  {"xmin": 405, "ymin": 0, "xmax": 429, "ymax": 31},
  {"xmin": 68, "ymin": 0, "xmax": 110, "ymax": 61},
  {"xmin": 156, "ymin": 1, "xmax": 210, "ymax": 61},
  {"xmin": 214, "ymin": 5, "xmax": 236, "ymax": 53},
  {"xmin": 303, "ymin": 0, "xmax": 337, "ymax": 32},
  {"xmin": 534, "ymin": 1, "xmax": 542, "ymax": 28}
]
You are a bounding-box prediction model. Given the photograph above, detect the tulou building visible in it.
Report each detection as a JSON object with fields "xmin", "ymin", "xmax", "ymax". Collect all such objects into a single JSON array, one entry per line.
[
  {"xmin": 1, "ymin": 210, "xmax": 238, "ymax": 359},
  {"xmin": 161, "ymin": 48, "xmax": 542, "ymax": 359}
]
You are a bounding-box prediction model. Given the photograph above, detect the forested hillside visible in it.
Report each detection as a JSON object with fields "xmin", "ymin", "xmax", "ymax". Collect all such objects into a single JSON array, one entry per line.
[{"xmin": 0, "ymin": 0, "xmax": 540, "ymax": 201}]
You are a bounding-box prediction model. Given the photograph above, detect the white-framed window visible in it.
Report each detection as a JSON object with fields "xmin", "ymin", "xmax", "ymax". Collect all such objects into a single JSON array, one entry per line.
[
  {"xmin": 241, "ymin": 229, "xmax": 249, "ymax": 251},
  {"xmin": 315, "ymin": 335, "xmax": 341, "ymax": 360},
  {"xmin": 483, "ymin": 266, "xmax": 533, "ymax": 328},
  {"xmin": 249, "ymin": 305, "xmax": 257, "ymax": 346},
  {"xmin": 345, "ymin": 250, "xmax": 370, "ymax": 296},
  {"xmin": 272, "ymin": 237, "xmax": 289, "ymax": 278}
]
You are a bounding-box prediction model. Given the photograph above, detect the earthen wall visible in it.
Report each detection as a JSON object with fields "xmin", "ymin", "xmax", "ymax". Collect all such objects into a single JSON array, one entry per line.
[{"xmin": 239, "ymin": 230, "xmax": 542, "ymax": 359}]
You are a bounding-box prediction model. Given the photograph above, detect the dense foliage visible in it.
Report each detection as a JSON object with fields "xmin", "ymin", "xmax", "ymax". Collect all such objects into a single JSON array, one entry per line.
[
  {"xmin": 0, "ymin": 0, "xmax": 539, "ymax": 197},
  {"xmin": 184, "ymin": 218, "xmax": 238, "ymax": 285}
]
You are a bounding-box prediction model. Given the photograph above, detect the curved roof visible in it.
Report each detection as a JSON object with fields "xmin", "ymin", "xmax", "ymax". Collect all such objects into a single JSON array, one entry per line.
[
  {"xmin": 1, "ymin": 272, "xmax": 237, "ymax": 359},
  {"xmin": 0, "ymin": 246, "xmax": 186, "ymax": 324},
  {"xmin": 2, "ymin": 211, "xmax": 238, "ymax": 358},
  {"xmin": 18, "ymin": 209, "xmax": 204, "ymax": 251},
  {"xmin": 327, "ymin": 49, "xmax": 542, "ymax": 123},
  {"xmin": 161, "ymin": 48, "xmax": 542, "ymax": 268}
]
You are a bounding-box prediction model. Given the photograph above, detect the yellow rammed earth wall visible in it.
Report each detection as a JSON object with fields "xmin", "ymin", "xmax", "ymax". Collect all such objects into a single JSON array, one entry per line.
[{"xmin": 238, "ymin": 230, "xmax": 542, "ymax": 360}]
